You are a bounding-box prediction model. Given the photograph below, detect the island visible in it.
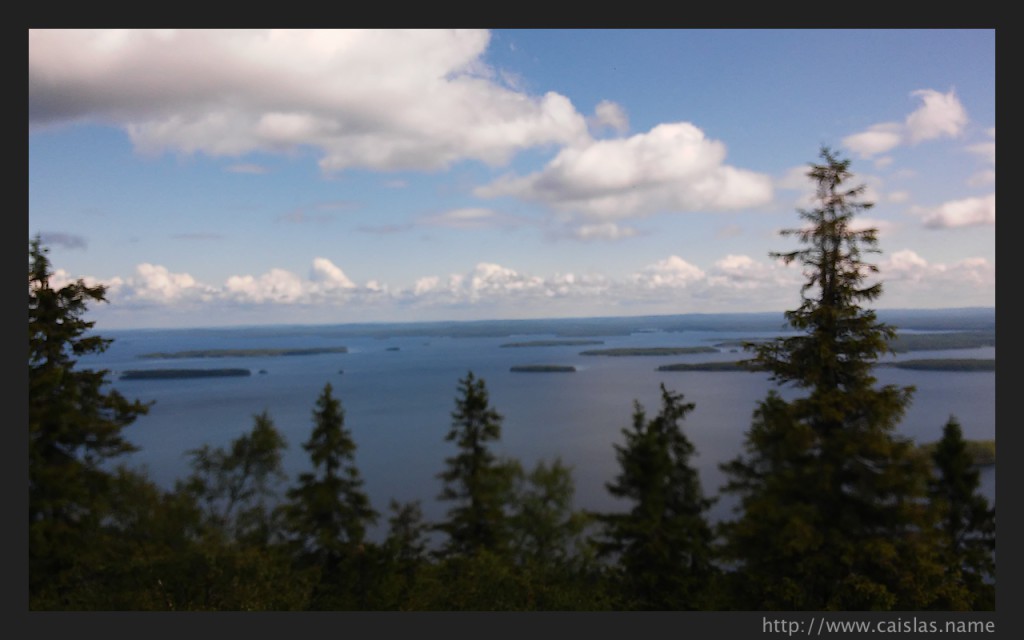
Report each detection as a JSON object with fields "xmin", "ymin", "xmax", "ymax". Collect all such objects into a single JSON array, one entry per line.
[
  {"xmin": 880, "ymin": 359, "xmax": 995, "ymax": 372},
  {"xmin": 120, "ymin": 368, "xmax": 252, "ymax": 380},
  {"xmin": 889, "ymin": 331, "xmax": 995, "ymax": 353},
  {"xmin": 501, "ymin": 339, "xmax": 605, "ymax": 348},
  {"xmin": 510, "ymin": 365, "xmax": 577, "ymax": 373},
  {"xmin": 580, "ymin": 347, "xmax": 719, "ymax": 357},
  {"xmin": 138, "ymin": 347, "xmax": 348, "ymax": 359}
]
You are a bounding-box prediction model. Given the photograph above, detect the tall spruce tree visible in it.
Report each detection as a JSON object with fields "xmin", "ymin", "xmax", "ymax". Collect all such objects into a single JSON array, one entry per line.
[
  {"xmin": 28, "ymin": 236, "xmax": 152, "ymax": 605},
  {"xmin": 279, "ymin": 383, "xmax": 377, "ymax": 576},
  {"xmin": 928, "ymin": 416, "xmax": 995, "ymax": 609},
  {"xmin": 718, "ymin": 148, "xmax": 966, "ymax": 610},
  {"xmin": 436, "ymin": 371, "xmax": 516, "ymax": 557},
  {"xmin": 594, "ymin": 384, "xmax": 715, "ymax": 610}
]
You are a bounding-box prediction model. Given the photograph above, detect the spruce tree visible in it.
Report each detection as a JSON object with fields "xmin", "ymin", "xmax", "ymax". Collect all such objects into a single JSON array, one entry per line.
[
  {"xmin": 928, "ymin": 416, "xmax": 995, "ymax": 609},
  {"xmin": 28, "ymin": 236, "xmax": 151, "ymax": 605},
  {"xmin": 595, "ymin": 384, "xmax": 715, "ymax": 610},
  {"xmin": 718, "ymin": 148, "xmax": 964, "ymax": 610},
  {"xmin": 436, "ymin": 371, "xmax": 516, "ymax": 557},
  {"xmin": 279, "ymin": 383, "xmax": 377, "ymax": 579}
]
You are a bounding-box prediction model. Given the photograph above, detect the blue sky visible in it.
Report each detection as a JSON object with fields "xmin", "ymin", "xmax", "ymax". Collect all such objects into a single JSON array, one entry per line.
[{"xmin": 28, "ymin": 29, "xmax": 996, "ymax": 329}]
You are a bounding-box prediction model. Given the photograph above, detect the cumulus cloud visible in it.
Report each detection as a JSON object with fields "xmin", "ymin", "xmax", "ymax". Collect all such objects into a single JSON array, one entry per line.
[
  {"xmin": 633, "ymin": 255, "xmax": 705, "ymax": 289},
  {"xmin": 916, "ymin": 194, "xmax": 995, "ymax": 229},
  {"xmin": 47, "ymin": 245, "xmax": 992, "ymax": 324},
  {"xmin": 843, "ymin": 88, "xmax": 968, "ymax": 158},
  {"xmin": 476, "ymin": 122, "xmax": 773, "ymax": 221},
  {"xmin": 310, "ymin": 257, "xmax": 356, "ymax": 289},
  {"xmin": 878, "ymin": 249, "xmax": 994, "ymax": 306},
  {"xmin": 588, "ymin": 100, "xmax": 629, "ymax": 135},
  {"xmin": 904, "ymin": 89, "xmax": 969, "ymax": 144},
  {"xmin": 29, "ymin": 29, "xmax": 589, "ymax": 173}
]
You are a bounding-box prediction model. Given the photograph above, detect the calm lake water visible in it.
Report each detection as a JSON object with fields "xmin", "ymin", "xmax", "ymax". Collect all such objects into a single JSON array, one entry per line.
[{"xmin": 82, "ymin": 316, "xmax": 996, "ymax": 540}]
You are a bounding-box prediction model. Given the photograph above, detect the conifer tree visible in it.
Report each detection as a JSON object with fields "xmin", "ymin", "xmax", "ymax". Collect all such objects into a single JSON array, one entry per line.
[
  {"xmin": 28, "ymin": 236, "xmax": 152, "ymax": 604},
  {"xmin": 436, "ymin": 371, "xmax": 516, "ymax": 557},
  {"xmin": 718, "ymin": 148, "xmax": 964, "ymax": 610},
  {"xmin": 279, "ymin": 383, "xmax": 377, "ymax": 570},
  {"xmin": 595, "ymin": 384, "xmax": 715, "ymax": 610},
  {"xmin": 928, "ymin": 416, "xmax": 995, "ymax": 609}
]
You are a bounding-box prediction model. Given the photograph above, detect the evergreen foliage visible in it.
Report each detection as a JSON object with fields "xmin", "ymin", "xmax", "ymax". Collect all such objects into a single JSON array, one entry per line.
[
  {"xmin": 718, "ymin": 148, "xmax": 969, "ymax": 610},
  {"xmin": 595, "ymin": 384, "xmax": 716, "ymax": 610},
  {"xmin": 28, "ymin": 236, "xmax": 152, "ymax": 605},
  {"xmin": 928, "ymin": 416, "xmax": 996, "ymax": 609},
  {"xmin": 278, "ymin": 383, "xmax": 377, "ymax": 607},
  {"xmin": 435, "ymin": 371, "xmax": 517, "ymax": 557}
]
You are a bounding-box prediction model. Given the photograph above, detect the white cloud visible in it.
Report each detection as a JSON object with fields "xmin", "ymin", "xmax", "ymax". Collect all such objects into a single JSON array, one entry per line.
[
  {"xmin": 588, "ymin": 100, "xmax": 629, "ymax": 135},
  {"xmin": 477, "ymin": 122, "xmax": 772, "ymax": 221},
  {"xmin": 29, "ymin": 29, "xmax": 589, "ymax": 173},
  {"xmin": 225, "ymin": 268, "xmax": 306, "ymax": 303},
  {"xmin": 878, "ymin": 249, "xmax": 994, "ymax": 307},
  {"xmin": 905, "ymin": 89, "xmax": 968, "ymax": 144},
  {"xmin": 842, "ymin": 89, "xmax": 967, "ymax": 159},
  {"xmin": 917, "ymin": 194, "xmax": 995, "ymax": 229},
  {"xmin": 843, "ymin": 124, "xmax": 903, "ymax": 158},
  {"xmin": 310, "ymin": 257, "xmax": 356, "ymax": 289},
  {"xmin": 633, "ymin": 255, "xmax": 705, "ymax": 289},
  {"xmin": 45, "ymin": 247, "xmax": 992, "ymax": 326}
]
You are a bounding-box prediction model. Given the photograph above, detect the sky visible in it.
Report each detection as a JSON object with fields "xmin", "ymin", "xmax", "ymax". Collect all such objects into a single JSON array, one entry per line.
[{"xmin": 28, "ymin": 29, "xmax": 996, "ymax": 330}]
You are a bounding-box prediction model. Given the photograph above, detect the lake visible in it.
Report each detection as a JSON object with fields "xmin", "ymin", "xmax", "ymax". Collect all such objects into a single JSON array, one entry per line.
[{"xmin": 82, "ymin": 313, "xmax": 996, "ymax": 540}]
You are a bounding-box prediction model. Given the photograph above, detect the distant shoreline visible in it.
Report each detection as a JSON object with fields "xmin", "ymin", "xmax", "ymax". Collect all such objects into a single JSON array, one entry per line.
[{"xmin": 659, "ymin": 358, "xmax": 994, "ymax": 373}]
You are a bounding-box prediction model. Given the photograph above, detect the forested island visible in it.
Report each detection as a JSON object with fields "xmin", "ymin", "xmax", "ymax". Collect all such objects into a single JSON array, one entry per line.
[
  {"xmin": 510, "ymin": 364, "xmax": 577, "ymax": 373},
  {"xmin": 121, "ymin": 368, "xmax": 252, "ymax": 380},
  {"xmin": 138, "ymin": 346, "xmax": 349, "ymax": 359},
  {"xmin": 889, "ymin": 331, "xmax": 995, "ymax": 352},
  {"xmin": 580, "ymin": 346, "xmax": 719, "ymax": 356},
  {"xmin": 881, "ymin": 359, "xmax": 995, "ymax": 372}
]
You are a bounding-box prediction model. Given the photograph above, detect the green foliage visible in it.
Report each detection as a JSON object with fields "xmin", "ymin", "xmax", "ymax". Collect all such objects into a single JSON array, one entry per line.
[
  {"xmin": 718, "ymin": 148, "xmax": 971, "ymax": 610},
  {"xmin": 28, "ymin": 236, "xmax": 153, "ymax": 606},
  {"xmin": 278, "ymin": 383, "xmax": 378, "ymax": 590},
  {"xmin": 435, "ymin": 371, "xmax": 517, "ymax": 558},
  {"xmin": 177, "ymin": 410, "xmax": 288, "ymax": 544},
  {"xmin": 507, "ymin": 457, "xmax": 592, "ymax": 568},
  {"xmin": 594, "ymin": 384, "xmax": 716, "ymax": 610},
  {"xmin": 928, "ymin": 417, "xmax": 996, "ymax": 609}
]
